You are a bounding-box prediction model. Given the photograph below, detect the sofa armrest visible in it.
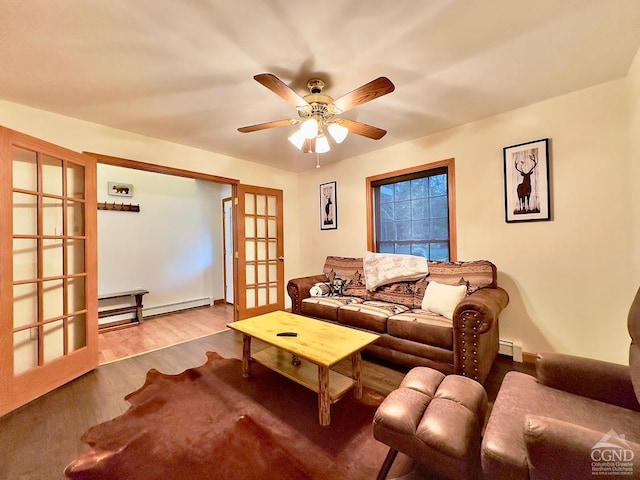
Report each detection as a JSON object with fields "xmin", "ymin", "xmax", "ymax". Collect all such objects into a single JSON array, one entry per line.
[
  {"xmin": 536, "ymin": 352, "xmax": 640, "ymax": 411},
  {"xmin": 524, "ymin": 415, "xmax": 640, "ymax": 479},
  {"xmin": 452, "ymin": 287, "xmax": 509, "ymax": 383},
  {"xmin": 286, "ymin": 274, "xmax": 327, "ymax": 313}
]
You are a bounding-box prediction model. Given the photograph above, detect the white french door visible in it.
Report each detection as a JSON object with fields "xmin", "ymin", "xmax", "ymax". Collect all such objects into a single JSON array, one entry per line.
[{"xmin": 0, "ymin": 127, "xmax": 98, "ymax": 417}]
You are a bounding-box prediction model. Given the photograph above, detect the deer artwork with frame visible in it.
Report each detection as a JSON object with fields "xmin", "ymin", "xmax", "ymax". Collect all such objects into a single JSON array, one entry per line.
[{"xmin": 503, "ymin": 138, "xmax": 551, "ymax": 223}]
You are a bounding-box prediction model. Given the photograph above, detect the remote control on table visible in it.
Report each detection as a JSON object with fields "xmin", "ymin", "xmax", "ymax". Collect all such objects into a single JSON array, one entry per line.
[{"xmin": 276, "ymin": 332, "xmax": 298, "ymax": 337}]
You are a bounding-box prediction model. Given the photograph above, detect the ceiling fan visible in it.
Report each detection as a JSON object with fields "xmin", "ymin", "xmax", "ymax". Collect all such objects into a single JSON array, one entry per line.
[{"xmin": 238, "ymin": 73, "xmax": 395, "ymax": 154}]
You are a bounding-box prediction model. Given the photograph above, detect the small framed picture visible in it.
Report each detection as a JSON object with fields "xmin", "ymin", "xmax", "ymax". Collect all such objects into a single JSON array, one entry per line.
[
  {"xmin": 320, "ymin": 181, "xmax": 337, "ymax": 230},
  {"xmin": 503, "ymin": 138, "xmax": 550, "ymax": 223},
  {"xmin": 108, "ymin": 182, "xmax": 133, "ymax": 197}
]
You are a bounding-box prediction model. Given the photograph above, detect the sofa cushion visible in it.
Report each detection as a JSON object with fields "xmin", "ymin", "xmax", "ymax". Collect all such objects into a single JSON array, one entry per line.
[
  {"xmin": 387, "ymin": 310, "xmax": 453, "ymax": 350},
  {"xmin": 301, "ymin": 296, "xmax": 364, "ymax": 321},
  {"xmin": 322, "ymin": 256, "xmax": 367, "ymax": 298},
  {"xmin": 428, "ymin": 260, "xmax": 496, "ymax": 293},
  {"xmin": 338, "ymin": 301, "xmax": 409, "ymax": 333},
  {"xmin": 413, "ymin": 260, "xmax": 496, "ymax": 307},
  {"xmin": 371, "ymin": 334, "xmax": 455, "ymax": 368},
  {"xmin": 367, "ymin": 280, "xmax": 417, "ymax": 308}
]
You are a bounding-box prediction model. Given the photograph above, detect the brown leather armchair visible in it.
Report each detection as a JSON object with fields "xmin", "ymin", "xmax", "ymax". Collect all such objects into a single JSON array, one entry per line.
[
  {"xmin": 481, "ymin": 288, "xmax": 640, "ymax": 479},
  {"xmin": 374, "ymin": 289, "xmax": 640, "ymax": 479}
]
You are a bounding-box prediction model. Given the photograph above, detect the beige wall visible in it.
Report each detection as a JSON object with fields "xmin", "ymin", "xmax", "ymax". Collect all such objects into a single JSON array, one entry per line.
[
  {"xmin": 0, "ymin": 100, "xmax": 303, "ymax": 307},
  {"xmin": 296, "ymin": 65, "xmax": 638, "ymax": 365}
]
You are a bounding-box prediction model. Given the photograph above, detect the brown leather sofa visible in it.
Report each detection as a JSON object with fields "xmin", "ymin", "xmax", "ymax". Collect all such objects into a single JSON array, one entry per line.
[
  {"xmin": 287, "ymin": 256, "xmax": 509, "ymax": 384},
  {"xmin": 482, "ymin": 287, "xmax": 640, "ymax": 479}
]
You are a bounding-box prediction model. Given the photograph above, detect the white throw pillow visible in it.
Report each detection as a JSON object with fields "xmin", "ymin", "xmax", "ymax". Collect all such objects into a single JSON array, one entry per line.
[{"xmin": 421, "ymin": 281, "xmax": 467, "ymax": 320}]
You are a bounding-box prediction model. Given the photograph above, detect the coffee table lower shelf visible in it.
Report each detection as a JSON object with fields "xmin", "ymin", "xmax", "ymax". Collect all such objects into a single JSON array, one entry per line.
[{"xmin": 252, "ymin": 347, "xmax": 355, "ymax": 403}]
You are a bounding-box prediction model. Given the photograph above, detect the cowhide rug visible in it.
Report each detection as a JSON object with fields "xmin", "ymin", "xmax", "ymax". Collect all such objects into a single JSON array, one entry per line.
[{"xmin": 64, "ymin": 352, "xmax": 391, "ymax": 480}]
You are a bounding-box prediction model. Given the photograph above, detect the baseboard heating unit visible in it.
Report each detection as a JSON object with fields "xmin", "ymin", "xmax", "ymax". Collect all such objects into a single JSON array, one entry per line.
[
  {"xmin": 498, "ymin": 339, "xmax": 523, "ymax": 362},
  {"xmin": 144, "ymin": 297, "xmax": 212, "ymax": 317}
]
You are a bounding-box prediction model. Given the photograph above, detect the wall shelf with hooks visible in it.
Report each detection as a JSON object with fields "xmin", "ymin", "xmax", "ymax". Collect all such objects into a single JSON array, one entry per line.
[{"xmin": 98, "ymin": 202, "xmax": 140, "ymax": 212}]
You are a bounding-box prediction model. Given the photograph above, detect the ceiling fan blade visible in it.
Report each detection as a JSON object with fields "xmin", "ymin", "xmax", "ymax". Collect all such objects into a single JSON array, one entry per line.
[
  {"xmin": 254, "ymin": 73, "xmax": 309, "ymax": 107},
  {"xmin": 332, "ymin": 77, "xmax": 395, "ymax": 113},
  {"xmin": 237, "ymin": 119, "xmax": 298, "ymax": 133},
  {"xmin": 303, "ymin": 137, "xmax": 316, "ymax": 153},
  {"xmin": 339, "ymin": 119, "xmax": 387, "ymax": 140}
]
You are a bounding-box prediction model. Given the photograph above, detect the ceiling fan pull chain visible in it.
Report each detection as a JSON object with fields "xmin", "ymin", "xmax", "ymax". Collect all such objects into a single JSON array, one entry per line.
[{"xmin": 316, "ymin": 152, "xmax": 320, "ymax": 169}]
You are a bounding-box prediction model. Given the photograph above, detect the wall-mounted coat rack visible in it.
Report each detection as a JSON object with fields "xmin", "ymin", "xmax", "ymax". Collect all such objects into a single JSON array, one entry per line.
[{"xmin": 98, "ymin": 201, "xmax": 140, "ymax": 212}]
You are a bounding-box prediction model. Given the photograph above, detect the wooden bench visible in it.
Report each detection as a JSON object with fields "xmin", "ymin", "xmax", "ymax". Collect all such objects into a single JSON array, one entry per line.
[{"xmin": 98, "ymin": 289, "xmax": 149, "ymax": 326}]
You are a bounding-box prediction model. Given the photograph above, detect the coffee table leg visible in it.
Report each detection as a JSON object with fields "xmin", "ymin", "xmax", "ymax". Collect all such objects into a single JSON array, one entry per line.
[
  {"xmin": 242, "ymin": 335, "xmax": 252, "ymax": 378},
  {"xmin": 352, "ymin": 352, "xmax": 362, "ymax": 399},
  {"xmin": 318, "ymin": 366, "xmax": 330, "ymax": 426}
]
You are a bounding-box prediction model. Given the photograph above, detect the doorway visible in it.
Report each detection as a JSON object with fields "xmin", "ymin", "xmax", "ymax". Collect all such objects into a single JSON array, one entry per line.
[{"xmin": 223, "ymin": 197, "xmax": 234, "ymax": 305}]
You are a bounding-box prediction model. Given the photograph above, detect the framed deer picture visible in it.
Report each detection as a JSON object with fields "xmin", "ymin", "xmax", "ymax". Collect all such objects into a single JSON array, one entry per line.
[{"xmin": 503, "ymin": 138, "xmax": 550, "ymax": 223}]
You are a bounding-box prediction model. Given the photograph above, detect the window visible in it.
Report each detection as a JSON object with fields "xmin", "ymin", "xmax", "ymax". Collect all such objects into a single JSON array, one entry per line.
[{"xmin": 366, "ymin": 159, "xmax": 456, "ymax": 261}]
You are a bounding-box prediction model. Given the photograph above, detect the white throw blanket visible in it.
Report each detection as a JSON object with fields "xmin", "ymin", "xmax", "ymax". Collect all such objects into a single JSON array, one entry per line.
[{"xmin": 363, "ymin": 251, "xmax": 429, "ymax": 290}]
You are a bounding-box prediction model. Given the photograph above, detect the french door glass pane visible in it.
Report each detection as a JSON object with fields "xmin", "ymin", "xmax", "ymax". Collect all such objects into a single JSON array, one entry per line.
[
  {"xmin": 42, "ymin": 198, "xmax": 63, "ymax": 238},
  {"xmin": 14, "ymin": 330, "xmax": 37, "ymax": 375},
  {"xmin": 68, "ymin": 314, "xmax": 87, "ymax": 351},
  {"xmin": 256, "ymin": 194, "xmax": 266, "ymax": 215},
  {"xmin": 43, "ymin": 320, "xmax": 65, "ymax": 363},
  {"xmin": 67, "ymin": 239, "xmax": 85, "ymax": 274},
  {"xmin": 13, "ymin": 192, "xmax": 37, "ymax": 235},
  {"xmin": 268, "ymin": 263, "xmax": 277, "ymax": 281},
  {"xmin": 245, "ymin": 217, "xmax": 255, "ymax": 237},
  {"xmin": 256, "ymin": 218, "xmax": 266, "ymax": 237},
  {"xmin": 66, "ymin": 162, "xmax": 85, "ymax": 199},
  {"xmin": 12, "ymin": 147, "xmax": 37, "ymax": 191},
  {"xmin": 256, "ymin": 240, "xmax": 266, "ymax": 260},
  {"xmin": 67, "ymin": 200, "xmax": 85, "ymax": 236},
  {"xmin": 67, "ymin": 277, "xmax": 86, "ymax": 314},
  {"xmin": 42, "ymin": 239, "xmax": 64, "ymax": 278},
  {"xmin": 246, "ymin": 265, "xmax": 255, "ymax": 285},
  {"xmin": 41, "ymin": 155, "xmax": 63, "ymax": 196},
  {"xmin": 246, "ymin": 287, "xmax": 256, "ymax": 308},
  {"xmin": 245, "ymin": 194, "xmax": 255, "ymax": 214},
  {"xmin": 13, "ymin": 283, "xmax": 38, "ymax": 329},
  {"xmin": 267, "ymin": 195, "xmax": 276, "ymax": 216},
  {"xmin": 245, "ymin": 240, "xmax": 255, "ymax": 262},
  {"xmin": 13, "ymin": 238, "xmax": 37, "ymax": 281},
  {"xmin": 269, "ymin": 286, "xmax": 277, "ymax": 303},
  {"xmin": 257, "ymin": 264, "xmax": 267, "ymax": 283},
  {"xmin": 257, "ymin": 287, "xmax": 267, "ymax": 306},
  {"xmin": 42, "ymin": 279, "xmax": 64, "ymax": 320}
]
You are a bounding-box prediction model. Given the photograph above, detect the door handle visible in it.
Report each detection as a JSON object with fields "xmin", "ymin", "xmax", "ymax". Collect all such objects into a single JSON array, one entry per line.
[{"xmin": 278, "ymin": 256, "xmax": 285, "ymax": 261}]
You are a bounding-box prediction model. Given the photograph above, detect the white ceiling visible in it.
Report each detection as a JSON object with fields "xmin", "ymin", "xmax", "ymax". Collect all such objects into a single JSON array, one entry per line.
[{"xmin": 1, "ymin": 1, "xmax": 639, "ymax": 172}]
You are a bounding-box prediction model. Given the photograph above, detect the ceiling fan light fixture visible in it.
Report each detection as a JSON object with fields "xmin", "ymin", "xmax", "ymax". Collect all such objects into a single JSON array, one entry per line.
[
  {"xmin": 300, "ymin": 117, "xmax": 318, "ymax": 139},
  {"xmin": 328, "ymin": 122, "xmax": 348, "ymax": 144},
  {"xmin": 316, "ymin": 134, "xmax": 330, "ymax": 153},
  {"xmin": 288, "ymin": 129, "xmax": 306, "ymax": 149}
]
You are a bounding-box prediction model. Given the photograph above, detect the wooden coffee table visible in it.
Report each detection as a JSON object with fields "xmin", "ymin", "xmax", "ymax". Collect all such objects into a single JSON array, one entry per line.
[{"xmin": 227, "ymin": 311, "xmax": 379, "ymax": 426}]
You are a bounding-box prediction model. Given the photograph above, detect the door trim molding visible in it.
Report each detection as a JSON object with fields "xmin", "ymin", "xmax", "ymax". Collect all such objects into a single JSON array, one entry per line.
[{"xmin": 84, "ymin": 152, "xmax": 239, "ymax": 185}]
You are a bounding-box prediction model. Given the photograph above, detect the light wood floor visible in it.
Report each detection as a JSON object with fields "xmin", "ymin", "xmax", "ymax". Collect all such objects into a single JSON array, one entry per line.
[{"xmin": 98, "ymin": 303, "xmax": 233, "ymax": 363}]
